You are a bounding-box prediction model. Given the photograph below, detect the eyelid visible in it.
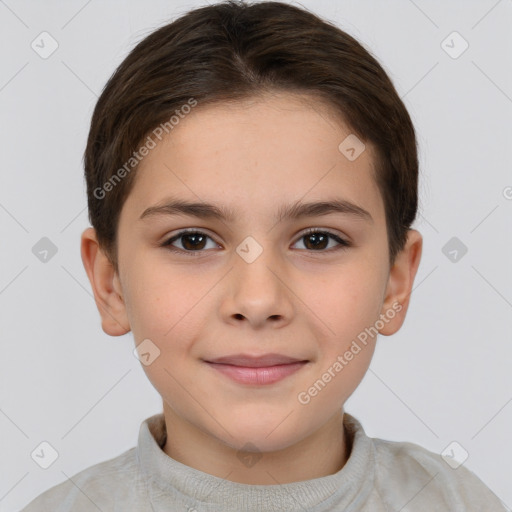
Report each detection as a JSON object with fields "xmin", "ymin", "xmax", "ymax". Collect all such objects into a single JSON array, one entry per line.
[
  {"xmin": 297, "ymin": 227, "xmax": 351, "ymax": 250},
  {"xmin": 300, "ymin": 226, "xmax": 349, "ymax": 241},
  {"xmin": 161, "ymin": 226, "xmax": 351, "ymax": 255},
  {"xmin": 160, "ymin": 228, "xmax": 221, "ymax": 253}
]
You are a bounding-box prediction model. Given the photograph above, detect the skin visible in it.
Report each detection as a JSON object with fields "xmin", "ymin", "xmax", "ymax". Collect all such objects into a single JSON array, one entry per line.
[{"xmin": 81, "ymin": 92, "xmax": 422, "ymax": 485}]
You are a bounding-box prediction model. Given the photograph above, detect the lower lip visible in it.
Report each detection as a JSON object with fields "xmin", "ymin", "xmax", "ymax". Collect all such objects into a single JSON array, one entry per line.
[{"xmin": 205, "ymin": 361, "xmax": 308, "ymax": 385}]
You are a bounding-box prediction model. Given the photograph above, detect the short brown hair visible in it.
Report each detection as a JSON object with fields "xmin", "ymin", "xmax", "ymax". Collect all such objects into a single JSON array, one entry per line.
[{"xmin": 84, "ymin": 0, "xmax": 418, "ymax": 270}]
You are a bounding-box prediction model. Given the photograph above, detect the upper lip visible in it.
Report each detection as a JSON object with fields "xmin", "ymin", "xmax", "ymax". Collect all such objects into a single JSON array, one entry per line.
[{"xmin": 205, "ymin": 353, "xmax": 308, "ymax": 367}]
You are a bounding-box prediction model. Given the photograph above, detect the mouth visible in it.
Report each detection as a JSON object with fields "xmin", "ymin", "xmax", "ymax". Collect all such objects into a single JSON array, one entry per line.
[{"xmin": 203, "ymin": 353, "xmax": 309, "ymax": 386}]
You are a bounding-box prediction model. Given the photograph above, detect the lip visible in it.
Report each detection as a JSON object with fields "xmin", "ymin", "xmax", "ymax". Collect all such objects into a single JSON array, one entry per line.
[
  {"xmin": 204, "ymin": 353, "xmax": 309, "ymax": 386},
  {"xmin": 205, "ymin": 353, "xmax": 306, "ymax": 367}
]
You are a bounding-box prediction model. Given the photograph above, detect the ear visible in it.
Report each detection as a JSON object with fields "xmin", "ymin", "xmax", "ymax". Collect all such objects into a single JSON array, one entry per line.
[
  {"xmin": 80, "ymin": 227, "xmax": 130, "ymax": 336},
  {"xmin": 378, "ymin": 229, "xmax": 423, "ymax": 335}
]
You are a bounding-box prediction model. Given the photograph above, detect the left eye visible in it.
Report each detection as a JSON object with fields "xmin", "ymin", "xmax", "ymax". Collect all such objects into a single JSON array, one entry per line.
[
  {"xmin": 161, "ymin": 229, "xmax": 350, "ymax": 255},
  {"xmin": 295, "ymin": 229, "xmax": 350, "ymax": 252}
]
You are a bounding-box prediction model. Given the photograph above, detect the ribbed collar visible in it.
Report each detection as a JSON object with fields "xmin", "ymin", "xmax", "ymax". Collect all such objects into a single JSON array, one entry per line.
[{"xmin": 137, "ymin": 411, "xmax": 375, "ymax": 511}]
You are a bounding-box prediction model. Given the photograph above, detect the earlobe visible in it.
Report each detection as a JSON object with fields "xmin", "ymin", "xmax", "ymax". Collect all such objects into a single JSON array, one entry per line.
[
  {"xmin": 80, "ymin": 227, "xmax": 131, "ymax": 336},
  {"xmin": 378, "ymin": 229, "xmax": 423, "ymax": 336}
]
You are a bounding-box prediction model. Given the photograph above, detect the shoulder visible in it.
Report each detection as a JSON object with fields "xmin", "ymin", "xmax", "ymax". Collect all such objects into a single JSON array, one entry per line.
[
  {"xmin": 371, "ymin": 436, "xmax": 506, "ymax": 511},
  {"xmin": 20, "ymin": 447, "xmax": 147, "ymax": 512}
]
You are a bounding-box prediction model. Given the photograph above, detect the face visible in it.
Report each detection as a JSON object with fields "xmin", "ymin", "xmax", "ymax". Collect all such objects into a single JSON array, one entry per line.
[{"xmin": 83, "ymin": 93, "xmax": 421, "ymax": 455}]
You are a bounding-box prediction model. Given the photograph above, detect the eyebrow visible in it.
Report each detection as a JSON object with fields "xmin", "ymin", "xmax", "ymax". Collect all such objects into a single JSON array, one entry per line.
[{"xmin": 140, "ymin": 197, "xmax": 373, "ymax": 224}]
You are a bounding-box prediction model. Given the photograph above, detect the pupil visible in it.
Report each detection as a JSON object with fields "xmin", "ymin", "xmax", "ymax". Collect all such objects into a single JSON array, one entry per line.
[
  {"xmin": 306, "ymin": 233, "xmax": 327, "ymax": 250},
  {"xmin": 183, "ymin": 234, "xmax": 205, "ymax": 250},
  {"xmin": 180, "ymin": 233, "xmax": 329, "ymax": 251}
]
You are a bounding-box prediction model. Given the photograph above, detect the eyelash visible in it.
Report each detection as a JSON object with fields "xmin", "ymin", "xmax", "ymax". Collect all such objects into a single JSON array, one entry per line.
[{"xmin": 160, "ymin": 228, "xmax": 351, "ymax": 256}]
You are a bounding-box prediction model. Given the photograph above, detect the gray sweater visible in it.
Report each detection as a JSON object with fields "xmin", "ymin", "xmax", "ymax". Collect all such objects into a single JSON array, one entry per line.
[{"xmin": 21, "ymin": 412, "xmax": 507, "ymax": 511}]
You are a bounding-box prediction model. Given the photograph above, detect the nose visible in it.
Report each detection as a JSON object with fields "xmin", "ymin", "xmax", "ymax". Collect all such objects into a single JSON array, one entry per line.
[{"xmin": 220, "ymin": 242, "xmax": 294, "ymax": 329}]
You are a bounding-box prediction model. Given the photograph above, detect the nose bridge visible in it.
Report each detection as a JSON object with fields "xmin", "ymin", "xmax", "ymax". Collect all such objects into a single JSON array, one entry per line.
[
  {"xmin": 224, "ymin": 233, "xmax": 293, "ymax": 324},
  {"xmin": 234, "ymin": 233, "xmax": 282, "ymax": 291}
]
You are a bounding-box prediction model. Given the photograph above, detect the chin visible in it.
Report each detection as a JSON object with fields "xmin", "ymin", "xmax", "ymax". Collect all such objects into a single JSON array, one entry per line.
[{"xmin": 213, "ymin": 413, "xmax": 314, "ymax": 453}]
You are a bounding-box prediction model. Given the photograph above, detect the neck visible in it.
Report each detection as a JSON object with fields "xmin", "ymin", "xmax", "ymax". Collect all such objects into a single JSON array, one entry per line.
[{"xmin": 161, "ymin": 404, "xmax": 348, "ymax": 485}]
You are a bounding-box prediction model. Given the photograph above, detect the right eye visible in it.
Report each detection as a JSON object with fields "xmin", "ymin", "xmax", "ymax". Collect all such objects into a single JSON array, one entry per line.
[{"xmin": 161, "ymin": 229, "xmax": 220, "ymax": 255}]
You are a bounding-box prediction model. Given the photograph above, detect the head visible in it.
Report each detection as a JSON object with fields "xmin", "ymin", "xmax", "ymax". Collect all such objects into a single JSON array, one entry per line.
[{"xmin": 81, "ymin": 0, "xmax": 422, "ymax": 455}]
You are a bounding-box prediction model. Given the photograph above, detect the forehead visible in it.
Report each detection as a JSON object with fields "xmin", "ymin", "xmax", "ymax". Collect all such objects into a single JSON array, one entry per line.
[{"xmin": 126, "ymin": 92, "xmax": 384, "ymax": 223}]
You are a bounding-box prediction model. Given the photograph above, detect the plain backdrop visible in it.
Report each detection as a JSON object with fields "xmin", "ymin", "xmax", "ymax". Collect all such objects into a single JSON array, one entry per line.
[{"xmin": 0, "ymin": 0, "xmax": 511, "ymax": 510}]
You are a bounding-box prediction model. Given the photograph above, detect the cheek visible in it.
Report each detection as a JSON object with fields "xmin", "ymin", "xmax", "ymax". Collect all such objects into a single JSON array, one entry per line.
[
  {"xmin": 298, "ymin": 262, "xmax": 385, "ymax": 344},
  {"xmin": 294, "ymin": 270, "xmax": 383, "ymax": 416},
  {"xmin": 123, "ymin": 262, "xmax": 214, "ymax": 366},
  {"xmin": 124, "ymin": 268, "xmax": 203, "ymax": 397}
]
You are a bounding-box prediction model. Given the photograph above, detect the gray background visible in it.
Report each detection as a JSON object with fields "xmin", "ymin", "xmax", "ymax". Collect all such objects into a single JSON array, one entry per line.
[{"xmin": 0, "ymin": 0, "xmax": 511, "ymax": 510}]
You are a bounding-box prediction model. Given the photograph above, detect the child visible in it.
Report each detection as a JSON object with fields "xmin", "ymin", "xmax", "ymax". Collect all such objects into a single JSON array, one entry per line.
[{"xmin": 22, "ymin": 1, "xmax": 507, "ymax": 510}]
